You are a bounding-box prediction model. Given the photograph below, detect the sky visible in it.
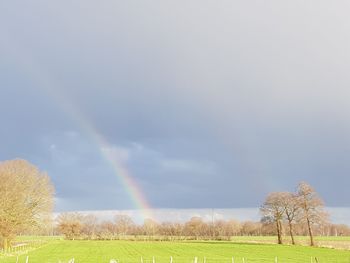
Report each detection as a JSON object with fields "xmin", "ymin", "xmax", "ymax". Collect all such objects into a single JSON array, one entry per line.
[{"xmin": 1, "ymin": 1, "xmax": 350, "ymax": 213}]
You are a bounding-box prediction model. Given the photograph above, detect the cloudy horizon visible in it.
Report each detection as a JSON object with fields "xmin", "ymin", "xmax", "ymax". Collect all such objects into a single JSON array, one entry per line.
[
  {"xmin": 53, "ymin": 207, "xmax": 350, "ymax": 226},
  {"xmin": 1, "ymin": 1, "xmax": 350, "ymax": 215}
]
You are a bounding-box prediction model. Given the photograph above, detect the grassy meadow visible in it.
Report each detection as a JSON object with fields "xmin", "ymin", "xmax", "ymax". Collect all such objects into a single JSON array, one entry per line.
[{"xmin": 1, "ymin": 238, "xmax": 350, "ymax": 263}]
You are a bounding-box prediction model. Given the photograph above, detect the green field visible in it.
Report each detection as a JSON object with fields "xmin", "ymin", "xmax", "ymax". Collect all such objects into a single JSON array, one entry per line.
[{"xmin": 1, "ymin": 239, "xmax": 350, "ymax": 263}]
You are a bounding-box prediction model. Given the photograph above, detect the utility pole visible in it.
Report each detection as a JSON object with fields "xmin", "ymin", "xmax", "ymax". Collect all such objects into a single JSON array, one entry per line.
[{"xmin": 211, "ymin": 208, "xmax": 214, "ymax": 239}]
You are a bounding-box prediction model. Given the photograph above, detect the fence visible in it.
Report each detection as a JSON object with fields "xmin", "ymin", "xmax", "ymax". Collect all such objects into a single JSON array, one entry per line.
[{"xmin": 0, "ymin": 240, "xmax": 47, "ymax": 255}]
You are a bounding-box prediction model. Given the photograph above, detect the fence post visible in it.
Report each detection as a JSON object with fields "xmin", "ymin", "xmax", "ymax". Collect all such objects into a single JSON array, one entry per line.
[
  {"xmin": 275, "ymin": 256, "xmax": 278, "ymax": 263},
  {"xmin": 25, "ymin": 256, "xmax": 29, "ymax": 263},
  {"xmin": 153, "ymin": 256, "xmax": 155, "ymax": 263},
  {"xmin": 170, "ymin": 256, "xmax": 173, "ymax": 263},
  {"xmin": 232, "ymin": 257, "xmax": 234, "ymax": 263}
]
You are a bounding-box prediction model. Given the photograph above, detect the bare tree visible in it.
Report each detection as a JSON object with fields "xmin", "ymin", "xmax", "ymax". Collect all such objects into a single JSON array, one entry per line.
[
  {"xmin": 241, "ymin": 221, "xmax": 262, "ymax": 236},
  {"xmin": 329, "ymin": 224, "xmax": 350, "ymax": 236},
  {"xmin": 98, "ymin": 220, "xmax": 117, "ymax": 240},
  {"xmin": 159, "ymin": 222, "xmax": 183, "ymax": 240},
  {"xmin": 114, "ymin": 214, "xmax": 135, "ymax": 237},
  {"xmin": 260, "ymin": 192, "xmax": 286, "ymax": 244},
  {"xmin": 184, "ymin": 217, "xmax": 207, "ymax": 239},
  {"xmin": 213, "ymin": 220, "xmax": 227, "ymax": 238},
  {"xmin": 171, "ymin": 222, "xmax": 184, "ymax": 238},
  {"xmin": 279, "ymin": 192, "xmax": 300, "ymax": 245},
  {"xmin": 226, "ymin": 219, "xmax": 242, "ymax": 236},
  {"xmin": 143, "ymin": 218, "xmax": 159, "ymax": 237},
  {"xmin": 81, "ymin": 214, "xmax": 99, "ymax": 239},
  {"xmin": 0, "ymin": 159, "xmax": 54, "ymax": 250},
  {"xmin": 297, "ymin": 182, "xmax": 328, "ymax": 246},
  {"xmin": 57, "ymin": 213, "xmax": 83, "ymax": 240}
]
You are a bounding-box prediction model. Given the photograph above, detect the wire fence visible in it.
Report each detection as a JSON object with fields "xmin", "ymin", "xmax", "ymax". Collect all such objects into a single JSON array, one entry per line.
[{"xmin": 0, "ymin": 240, "xmax": 47, "ymax": 256}]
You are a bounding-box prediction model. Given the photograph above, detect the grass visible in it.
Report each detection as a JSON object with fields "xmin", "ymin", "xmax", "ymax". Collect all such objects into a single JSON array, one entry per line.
[
  {"xmin": 230, "ymin": 236, "xmax": 350, "ymax": 242},
  {"xmin": 14, "ymin": 236, "xmax": 62, "ymax": 242},
  {"xmin": 229, "ymin": 236, "xmax": 350, "ymax": 250},
  {"xmin": 1, "ymin": 239, "xmax": 350, "ymax": 263}
]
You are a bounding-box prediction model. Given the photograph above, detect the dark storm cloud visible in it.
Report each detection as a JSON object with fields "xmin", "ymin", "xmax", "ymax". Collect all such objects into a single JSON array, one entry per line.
[{"xmin": 1, "ymin": 0, "xmax": 350, "ymax": 211}]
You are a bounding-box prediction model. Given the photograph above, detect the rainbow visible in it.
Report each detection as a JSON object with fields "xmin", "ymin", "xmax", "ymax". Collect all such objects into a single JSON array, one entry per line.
[
  {"xmin": 6, "ymin": 38, "xmax": 154, "ymax": 220},
  {"xmin": 71, "ymin": 113, "xmax": 154, "ymax": 220},
  {"xmin": 48, "ymin": 88, "xmax": 154, "ymax": 220}
]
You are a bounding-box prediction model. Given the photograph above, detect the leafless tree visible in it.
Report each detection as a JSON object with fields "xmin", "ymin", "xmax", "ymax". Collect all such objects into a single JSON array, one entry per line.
[
  {"xmin": 212, "ymin": 220, "xmax": 227, "ymax": 238},
  {"xmin": 98, "ymin": 220, "xmax": 117, "ymax": 240},
  {"xmin": 159, "ymin": 222, "xmax": 184, "ymax": 239},
  {"xmin": 279, "ymin": 192, "xmax": 300, "ymax": 245},
  {"xmin": 114, "ymin": 214, "xmax": 135, "ymax": 237},
  {"xmin": 260, "ymin": 192, "xmax": 286, "ymax": 244},
  {"xmin": 297, "ymin": 182, "xmax": 328, "ymax": 246},
  {"xmin": 171, "ymin": 222, "xmax": 185, "ymax": 238},
  {"xmin": 184, "ymin": 217, "xmax": 208, "ymax": 239},
  {"xmin": 81, "ymin": 214, "xmax": 99, "ymax": 239},
  {"xmin": 57, "ymin": 213, "xmax": 83, "ymax": 240},
  {"xmin": 0, "ymin": 159, "xmax": 54, "ymax": 250},
  {"xmin": 143, "ymin": 218, "xmax": 159, "ymax": 237},
  {"xmin": 329, "ymin": 224, "xmax": 350, "ymax": 236},
  {"xmin": 226, "ymin": 219, "xmax": 242, "ymax": 236},
  {"xmin": 260, "ymin": 220, "xmax": 277, "ymax": 236},
  {"xmin": 241, "ymin": 221, "xmax": 262, "ymax": 236}
]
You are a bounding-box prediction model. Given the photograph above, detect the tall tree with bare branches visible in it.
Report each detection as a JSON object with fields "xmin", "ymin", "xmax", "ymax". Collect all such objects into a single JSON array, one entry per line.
[
  {"xmin": 260, "ymin": 192, "xmax": 286, "ymax": 244},
  {"xmin": 0, "ymin": 159, "xmax": 54, "ymax": 250},
  {"xmin": 297, "ymin": 182, "xmax": 328, "ymax": 246},
  {"xmin": 279, "ymin": 192, "xmax": 300, "ymax": 245}
]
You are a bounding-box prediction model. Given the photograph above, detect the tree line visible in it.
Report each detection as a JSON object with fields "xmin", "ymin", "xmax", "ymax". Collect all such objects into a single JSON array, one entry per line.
[
  {"xmin": 55, "ymin": 182, "xmax": 348, "ymax": 246},
  {"xmin": 55, "ymin": 210, "xmax": 349, "ymax": 243},
  {"xmin": 0, "ymin": 159, "xmax": 349, "ymax": 250}
]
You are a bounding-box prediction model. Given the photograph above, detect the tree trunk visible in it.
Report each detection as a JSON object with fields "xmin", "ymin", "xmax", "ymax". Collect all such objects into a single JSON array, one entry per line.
[
  {"xmin": 276, "ymin": 220, "xmax": 282, "ymax": 244},
  {"xmin": 3, "ymin": 238, "xmax": 9, "ymax": 252},
  {"xmin": 306, "ymin": 217, "xmax": 314, "ymax": 246},
  {"xmin": 288, "ymin": 221, "xmax": 295, "ymax": 245},
  {"xmin": 279, "ymin": 220, "xmax": 283, "ymax": 244}
]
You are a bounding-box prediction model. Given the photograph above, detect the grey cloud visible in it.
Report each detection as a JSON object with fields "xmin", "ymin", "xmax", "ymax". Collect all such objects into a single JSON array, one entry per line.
[{"xmin": 0, "ymin": 0, "xmax": 350, "ymax": 210}]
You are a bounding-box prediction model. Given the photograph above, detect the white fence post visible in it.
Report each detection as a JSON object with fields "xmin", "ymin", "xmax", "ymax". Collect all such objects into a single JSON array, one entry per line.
[{"xmin": 25, "ymin": 256, "xmax": 29, "ymax": 263}]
